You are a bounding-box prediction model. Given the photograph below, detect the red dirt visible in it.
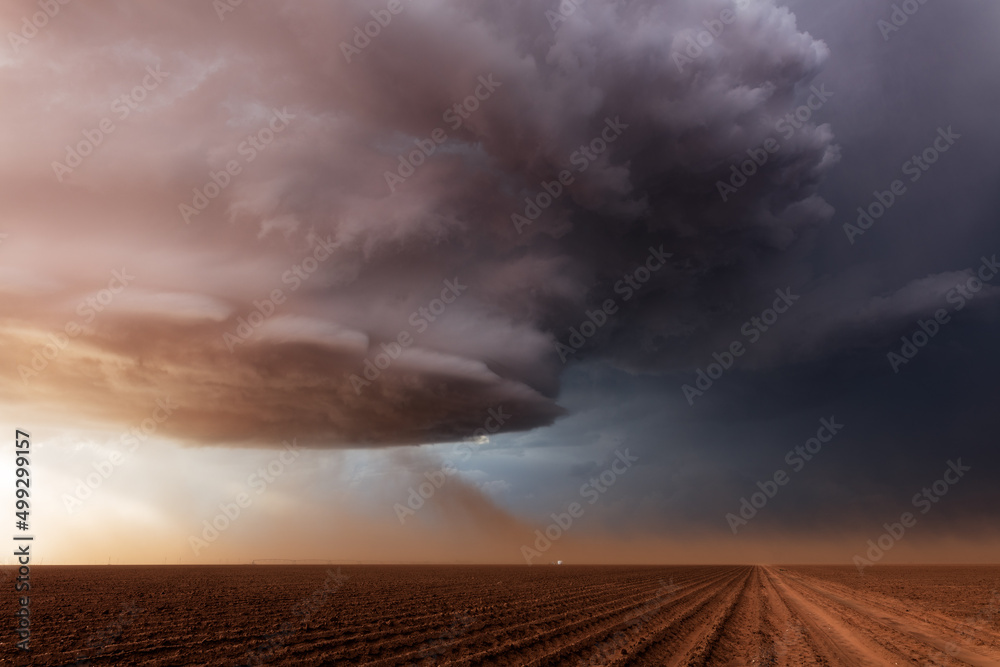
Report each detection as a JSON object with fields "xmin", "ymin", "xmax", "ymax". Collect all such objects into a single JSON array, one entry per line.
[{"xmin": 2, "ymin": 564, "xmax": 999, "ymax": 665}]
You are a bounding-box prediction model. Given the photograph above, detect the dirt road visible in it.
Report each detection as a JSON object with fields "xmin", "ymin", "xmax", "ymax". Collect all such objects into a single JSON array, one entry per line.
[{"xmin": 574, "ymin": 566, "xmax": 1000, "ymax": 666}]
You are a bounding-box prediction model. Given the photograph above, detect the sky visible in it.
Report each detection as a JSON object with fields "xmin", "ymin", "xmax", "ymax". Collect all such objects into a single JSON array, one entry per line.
[{"xmin": 1, "ymin": 0, "xmax": 999, "ymax": 565}]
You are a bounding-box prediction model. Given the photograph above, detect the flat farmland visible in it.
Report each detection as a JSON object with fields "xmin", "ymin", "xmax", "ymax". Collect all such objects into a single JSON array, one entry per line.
[{"xmin": 2, "ymin": 564, "xmax": 999, "ymax": 665}]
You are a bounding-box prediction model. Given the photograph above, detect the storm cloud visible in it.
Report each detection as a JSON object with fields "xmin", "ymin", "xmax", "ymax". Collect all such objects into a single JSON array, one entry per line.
[{"xmin": 1, "ymin": 0, "xmax": 849, "ymax": 447}]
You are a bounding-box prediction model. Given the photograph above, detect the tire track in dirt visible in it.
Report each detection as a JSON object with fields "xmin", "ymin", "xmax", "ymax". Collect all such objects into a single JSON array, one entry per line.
[
  {"xmin": 773, "ymin": 568, "xmax": 1000, "ymax": 666},
  {"xmin": 764, "ymin": 566, "xmax": 896, "ymax": 666},
  {"xmin": 777, "ymin": 569, "xmax": 939, "ymax": 664},
  {"xmin": 790, "ymin": 568, "xmax": 1000, "ymax": 652},
  {"xmin": 755, "ymin": 565, "xmax": 827, "ymax": 665}
]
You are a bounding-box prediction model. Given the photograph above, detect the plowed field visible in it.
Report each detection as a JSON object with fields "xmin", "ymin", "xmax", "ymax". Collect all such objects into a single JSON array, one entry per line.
[{"xmin": 2, "ymin": 565, "xmax": 999, "ymax": 665}]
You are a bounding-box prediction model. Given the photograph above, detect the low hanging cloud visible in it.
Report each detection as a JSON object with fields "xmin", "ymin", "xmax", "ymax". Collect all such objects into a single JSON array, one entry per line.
[{"xmin": 0, "ymin": 0, "xmax": 842, "ymax": 447}]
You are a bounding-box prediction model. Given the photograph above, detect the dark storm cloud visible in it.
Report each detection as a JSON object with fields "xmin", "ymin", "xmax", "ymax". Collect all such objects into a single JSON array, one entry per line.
[
  {"xmin": 495, "ymin": 0, "xmax": 1000, "ymax": 549},
  {"xmin": 18, "ymin": 0, "xmax": 998, "ymax": 454},
  {"xmin": 0, "ymin": 0, "xmax": 857, "ymax": 447}
]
